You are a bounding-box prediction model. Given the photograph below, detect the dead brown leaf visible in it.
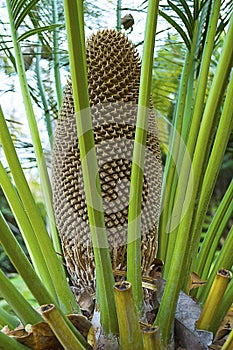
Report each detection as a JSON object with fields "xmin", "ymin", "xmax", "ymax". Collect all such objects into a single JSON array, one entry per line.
[
  {"xmin": 186, "ymin": 272, "xmax": 207, "ymax": 294},
  {"xmin": 4, "ymin": 313, "xmax": 96, "ymax": 350}
]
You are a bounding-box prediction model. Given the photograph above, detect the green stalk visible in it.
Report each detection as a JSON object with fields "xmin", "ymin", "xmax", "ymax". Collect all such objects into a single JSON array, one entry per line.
[
  {"xmin": 127, "ymin": 0, "xmax": 159, "ymax": 315},
  {"xmin": 0, "ymin": 161, "xmax": 52, "ymax": 284},
  {"xmin": 116, "ymin": 0, "xmax": 122, "ymax": 31},
  {"xmin": 186, "ymin": 15, "xmax": 233, "ymax": 274},
  {"xmin": 52, "ymin": 0, "xmax": 63, "ymax": 109},
  {"xmin": 158, "ymin": 50, "xmax": 190, "ymax": 262},
  {"xmin": 155, "ymin": 14, "xmax": 233, "ymax": 346},
  {"xmin": 199, "ymin": 224, "xmax": 233, "ymax": 305},
  {"xmin": 41, "ymin": 304, "xmax": 87, "ymax": 350},
  {"xmin": 114, "ymin": 282, "xmax": 143, "ymax": 350},
  {"xmin": 0, "ymin": 331, "xmax": 31, "ymax": 350},
  {"xmin": 186, "ymin": 0, "xmax": 221, "ymax": 156},
  {"xmin": 0, "ymin": 306, "xmax": 19, "ymax": 329},
  {"xmin": 162, "ymin": 21, "xmax": 198, "ymax": 275},
  {"xmin": 35, "ymin": 44, "xmax": 54, "ymax": 148},
  {"xmin": 0, "ymin": 211, "xmax": 55, "ymax": 306},
  {"xmin": 196, "ymin": 269, "xmax": 231, "ymax": 332},
  {"xmin": 212, "ymin": 277, "xmax": 233, "ymax": 335},
  {"xmin": 163, "ymin": 0, "xmax": 221, "ymax": 273},
  {"xmin": 35, "ymin": 44, "xmax": 61, "ymax": 252},
  {"xmin": 142, "ymin": 326, "xmax": 161, "ymax": 350},
  {"xmin": 157, "ymin": 26, "xmax": 199, "ymax": 263},
  {"xmin": 195, "ymin": 179, "xmax": 233, "ymax": 281},
  {"xmin": 62, "ymin": 0, "xmax": 118, "ymax": 335},
  {"xmin": 0, "ymin": 106, "xmax": 79, "ymax": 314},
  {"xmin": 0, "ymin": 269, "xmax": 42, "ymax": 326},
  {"xmin": 190, "ymin": 71, "xmax": 233, "ymax": 273},
  {"xmin": 6, "ymin": 0, "xmax": 58, "ymax": 256},
  {"xmin": 222, "ymin": 330, "xmax": 233, "ymax": 350}
]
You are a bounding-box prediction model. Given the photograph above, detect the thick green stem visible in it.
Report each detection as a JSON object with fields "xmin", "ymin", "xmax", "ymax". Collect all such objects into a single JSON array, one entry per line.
[
  {"xmin": 0, "ymin": 161, "xmax": 52, "ymax": 285},
  {"xmin": 155, "ymin": 13, "xmax": 233, "ymax": 346},
  {"xmin": 0, "ymin": 105, "xmax": 79, "ymax": 314},
  {"xmin": 162, "ymin": 21, "xmax": 198, "ymax": 275},
  {"xmin": 196, "ymin": 269, "xmax": 231, "ymax": 332},
  {"xmin": 198, "ymin": 224, "xmax": 233, "ymax": 305},
  {"xmin": 127, "ymin": 0, "xmax": 160, "ymax": 316},
  {"xmin": 195, "ymin": 179, "xmax": 233, "ymax": 281},
  {"xmin": 62, "ymin": 0, "xmax": 118, "ymax": 335},
  {"xmin": 114, "ymin": 282, "xmax": 143, "ymax": 350},
  {"xmin": 212, "ymin": 277, "xmax": 233, "ymax": 335},
  {"xmin": 189, "ymin": 69, "xmax": 233, "ymax": 273},
  {"xmin": 0, "ymin": 269, "xmax": 42, "ymax": 326},
  {"xmin": 222, "ymin": 330, "xmax": 233, "ymax": 350},
  {"xmin": 142, "ymin": 326, "xmax": 161, "ymax": 350},
  {"xmin": 158, "ymin": 50, "xmax": 190, "ymax": 262},
  {"xmin": 41, "ymin": 304, "xmax": 87, "ymax": 350},
  {"xmin": 0, "ymin": 305, "xmax": 19, "ymax": 330},
  {"xmin": 162, "ymin": 0, "xmax": 221, "ymax": 274},
  {"xmin": 6, "ymin": 0, "xmax": 57, "ymax": 255},
  {"xmin": 0, "ymin": 212, "xmax": 55, "ymax": 307},
  {"xmin": 0, "ymin": 331, "xmax": 31, "ymax": 350}
]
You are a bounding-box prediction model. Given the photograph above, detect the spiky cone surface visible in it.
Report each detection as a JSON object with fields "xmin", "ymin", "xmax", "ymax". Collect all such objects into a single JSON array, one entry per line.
[{"xmin": 52, "ymin": 29, "xmax": 162, "ymax": 294}]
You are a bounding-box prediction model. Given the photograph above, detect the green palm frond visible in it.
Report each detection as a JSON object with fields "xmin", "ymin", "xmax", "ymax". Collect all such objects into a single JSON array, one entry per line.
[
  {"xmin": 159, "ymin": 8, "xmax": 191, "ymax": 49},
  {"xmin": 13, "ymin": 0, "xmax": 41, "ymax": 29},
  {"xmin": 168, "ymin": 0, "xmax": 193, "ymax": 39},
  {"xmin": 17, "ymin": 23, "xmax": 62, "ymax": 42},
  {"xmin": 216, "ymin": 0, "xmax": 233, "ymax": 43}
]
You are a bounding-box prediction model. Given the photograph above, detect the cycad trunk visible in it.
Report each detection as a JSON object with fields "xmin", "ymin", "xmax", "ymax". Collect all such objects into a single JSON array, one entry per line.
[{"xmin": 52, "ymin": 29, "xmax": 162, "ymax": 297}]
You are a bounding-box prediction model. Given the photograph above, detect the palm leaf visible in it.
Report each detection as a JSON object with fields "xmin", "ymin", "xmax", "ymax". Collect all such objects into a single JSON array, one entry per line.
[
  {"xmin": 159, "ymin": 9, "xmax": 191, "ymax": 49},
  {"xmin": 168, "ymin": 0, "xmax": 193, "ymax": 40},
  {"xmin": 179, "ymin": 0, "xmax": 193, "ymax": 23},
  {"xmin": 13, "ymin": 0, "xmax": 41, "ymax": 29},
  {"xmin": 215, "ymin": 0, "xmax": 233, "ymax": 43},
  {"xmin": 17, "ymin": 24, "xmax": 62, "ymax": 42}
]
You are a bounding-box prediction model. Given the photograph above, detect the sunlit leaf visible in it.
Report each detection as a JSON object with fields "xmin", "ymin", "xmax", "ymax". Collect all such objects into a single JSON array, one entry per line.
[
  {"xmin": 159, "ymin": 9, "xmax": 191, "ymax": 49},
  {"xmin": 14, "ymin": 0, "xmax": 41, "ymax": 29},
  {"xmin": 17, "ymin": 24, "xmax": 62, "ymax": 42}
]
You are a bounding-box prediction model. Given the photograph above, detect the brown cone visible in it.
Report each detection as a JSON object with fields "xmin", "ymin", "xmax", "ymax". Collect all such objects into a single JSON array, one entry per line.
[{"xmin": 52, "ymin": 29, "xmax": 162, "ymax": 293}]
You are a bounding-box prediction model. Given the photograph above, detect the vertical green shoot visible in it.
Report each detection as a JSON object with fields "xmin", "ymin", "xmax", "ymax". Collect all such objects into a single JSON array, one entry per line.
[
  {"xmin": 114, "ymin": 282, "xmax": 143, "ymax": 350},
  {"xmin": 35, "ymin": 44, "xmax": 54, "ymax": 147},
  {"xmin": 0, "ymin": 211, "xmax": 55, "ymax": 307},
  {"xmin": 155, "ymin": 8, "xmax": 233, "ymax": 348},
  {"xmin": 62, "ymin": 0, "xmax": 118, "ymax": 335},
  {"xmin": 116, "ymin": 0, "xmax": 122, "ymax": 31},
  {"xmin": 198, "ymin": 225, "xmax": 233, "ymax": 305},
  {"xmin": 189, "ymin": 70, "xmax": 233, "ymax": 273},
  {"xmin": 0, "ymin": 269, "xmax": 42, "ymax": 326},
  {"xmin": 127, "ymin": 0, "xmax": 160, "ymax": 315},
  {"xmin": 0, "ymin": 106, "xmax": 79, "ymax": 314},
  {"xmin": 52, "ymin": 0, "xmax": 63, "ymax": 109},
  {"xmin": 0, "ymin": 306, "xmax": 19, "ymax": 330},
  {"xmin": 212, "ymin": 277, "xmax": 233, "ymax": 335},
  {"xmin": 41, "ymin": 304, "xmax": 87, "ymax": 350},
  {"xmin": 158, "ymin": 44, "xmax": 196, "ymax": 263},
  {"xmin": 5, "ymin": 0, "xmax": 60, "ymax": 254},
  {"xmin": 0, "ymin": 161, "xmax": 52, "ymax": 285},
  {"xmin": 0, "ymin": 331, "xmax": 32, "ymax": 350},
  {"xmin": 195, "ymin": 179, "xmax": 233, "ymax": 280}
]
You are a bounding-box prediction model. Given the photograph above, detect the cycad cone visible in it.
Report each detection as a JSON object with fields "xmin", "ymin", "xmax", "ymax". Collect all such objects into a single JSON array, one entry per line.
[{"xmin": 52, "ymin": 29, "xmax": 162, "ymax": 293}]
